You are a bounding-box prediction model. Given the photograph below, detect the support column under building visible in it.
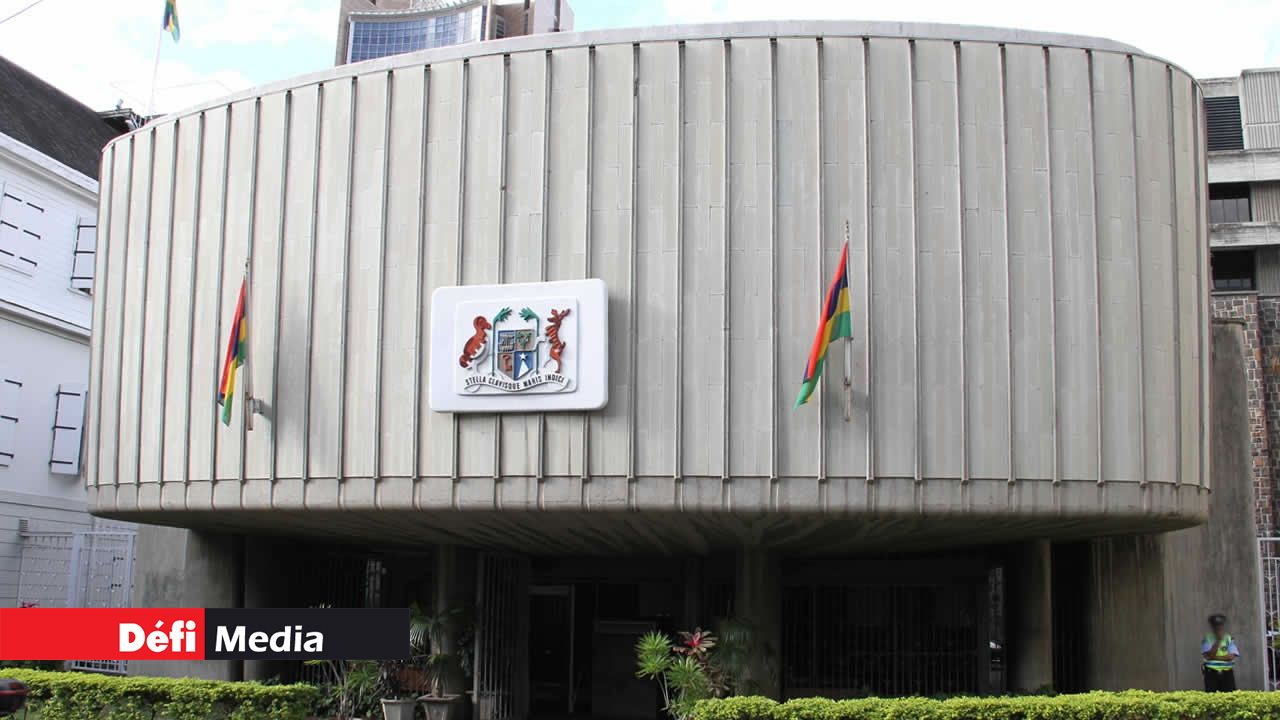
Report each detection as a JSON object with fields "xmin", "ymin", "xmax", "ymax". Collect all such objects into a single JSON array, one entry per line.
[
  {"xmin": 734, "ymin": 547, "xmax": 781, "ymax": 698},
  {"xmin": 130, "ymin": 526, "xmax": 242, "ymax": 680},
  {"xmin": 1006, "ymin": 540, "xmax": 1053, "ymax": 693}
]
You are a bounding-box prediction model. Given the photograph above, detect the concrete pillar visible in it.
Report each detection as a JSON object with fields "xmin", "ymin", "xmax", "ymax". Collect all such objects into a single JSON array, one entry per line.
[
  {"xmin": 1084, "ymin": 535, "xmax": 1169, "ymax": 689},
  {"xmin": 433, "ymin": 546, "xmax": 477, "ymax": 696},
  {"xmin": 1083, "ymin": 321, "xmax": 1265, "ymax": 691},
  {"xmin": 734, "ymin": 548, "xmax": 781, "ymax": 698},
  {"xmin": 1006, "ymin": 540, "xmax": 1053, "ymax": 693},
  {"xmin": 1158, "ymin": 320, "xmax": 1264, "ymax": 690},
  {"xmin": 130, "ymin": 526, "xmax": 240, "ymax": 680},
  {"xmin": 243, "ymin": 536, "xmax": 295, "ymax": 682}
]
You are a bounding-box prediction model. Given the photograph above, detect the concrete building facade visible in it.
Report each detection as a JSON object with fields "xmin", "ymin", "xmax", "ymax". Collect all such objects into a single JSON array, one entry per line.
[
  {"xmin": 1201, "ymin": 65, "xmax": 1280, "ymax": 689},
  {"xmin": 89, "ymin": 22, "xmax": 1259, "ymax": 702}
]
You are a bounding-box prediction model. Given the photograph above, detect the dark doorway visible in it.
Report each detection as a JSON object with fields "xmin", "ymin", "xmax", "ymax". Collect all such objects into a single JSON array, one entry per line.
[
  {"xmin": 530, "ymin": 586, "xmax": 575, "ymax": 716},
  {"xmin": 1051, "ymin": 542, "xmax": 1090, "ymax": 692},
  {"xmin": 528, "ymin": 559, "xmax": 685, "ymax": 720}
]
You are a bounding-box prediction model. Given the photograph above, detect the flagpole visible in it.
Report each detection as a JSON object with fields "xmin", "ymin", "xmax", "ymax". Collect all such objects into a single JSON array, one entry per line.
[
  {"xmin": 843, "ymin": 220, "xmax": 853, "ymax": 422},
  {"xmin": 147, "ymin": 27, "xmax": 163, "ymax": 119},
  {"xmin": 242, "ymin": 259, "xmax": 253, "ymax": 432}
]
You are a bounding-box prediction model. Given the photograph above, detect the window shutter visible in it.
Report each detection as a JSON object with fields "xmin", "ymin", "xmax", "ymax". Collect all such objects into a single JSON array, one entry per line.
[
  {"xmin": 1206, "ymin": 96, "xmax": 1245, "ymax": 152},
  {"xmin": 50, "ymin": 383, "xmax": 86, "ymax": 475},
  {"xmin": 71, "ymin": 221, "xmax": 97, "ymax": 293},
  {"xmin": 0, "ymin": 188, "xmax": 44, "ymax": 275},
  {"xmin": 0, "ymin": 377, "xmax": 21, "ymax": 467}
]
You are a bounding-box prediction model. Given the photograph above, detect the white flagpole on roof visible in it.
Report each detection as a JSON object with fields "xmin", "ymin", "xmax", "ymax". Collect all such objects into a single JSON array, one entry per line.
[{"xmin": 147, "ymin": 27, "xmax": 163, "ymax": 118}]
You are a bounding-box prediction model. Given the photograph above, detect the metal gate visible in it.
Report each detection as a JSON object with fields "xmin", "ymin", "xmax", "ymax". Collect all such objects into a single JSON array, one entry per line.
[
  {"xmin": 473, "ymin": 554, "xmax": 529, "ymax": 720},
  {"xmin": 18, "ymin": 529, "xmax": 136, "ymax": 674},
  {"xmin": 1260, "ymin": 538, "xmax": 1280, "ymax": 690}
]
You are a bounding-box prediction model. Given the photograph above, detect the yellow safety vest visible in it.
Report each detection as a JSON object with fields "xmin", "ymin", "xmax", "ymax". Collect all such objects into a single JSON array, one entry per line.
[{"xmin": 1204, "ymin": 633, "xmax": 1235, "ymax": 671}]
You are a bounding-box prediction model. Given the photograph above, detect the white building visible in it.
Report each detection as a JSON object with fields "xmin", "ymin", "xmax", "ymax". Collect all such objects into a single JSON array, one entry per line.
[
  {"xmin": 0, "ymin": 55, "xmax": 132, "ymax": 608},
  {"xmin": 92, "ymin": 22, "xmax": 1263, "ymax": 695}
]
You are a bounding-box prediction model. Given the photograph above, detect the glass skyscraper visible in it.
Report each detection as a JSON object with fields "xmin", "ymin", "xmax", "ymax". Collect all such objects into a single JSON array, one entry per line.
[{"xmin": 346, "ymin": 3, "xmax": 500, "ymax": 64}]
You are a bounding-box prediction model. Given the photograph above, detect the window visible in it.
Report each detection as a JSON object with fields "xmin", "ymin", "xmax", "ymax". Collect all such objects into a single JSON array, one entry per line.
[
  {"xmin": 1210, "ymin": 183, "xmax": 1252, "ymax": 224},
  {"xmin": 70, "ymin": 221, "xmax": 96, "ymax": 293},
  {"xmin": 49, "ymin": 383, "xmax": 86, "ymax": 476},
  {"xmin": 0, "ymin": 187, "xmax": 44, "ymax": 275},
  {"xmin": 0, "ymin": 377, "xmax": 21, "ymax": 467},
  {"xmin": 1212, "ymin": 250, "xmax": 1255, "ymax": 291},
  {"xmin": 1206, "ymin": 96, "xmax": 1245, "ymax": 152},
  {"xmin": 347, "ymin": 6, "xmax": 484, "ymax": 63}
]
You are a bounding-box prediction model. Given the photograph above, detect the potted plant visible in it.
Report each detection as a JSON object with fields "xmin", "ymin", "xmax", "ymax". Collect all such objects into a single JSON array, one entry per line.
[
  {"xmin": 379, "ymin": 658, "xmax": 417, "ymax": 720},
  {"xmin": 306, "ymin": 658, "xmax": 382, "ymax": 720},
  {"xmin": 412, "ymin": 604, "xmax": 466, "ymax": 720}
]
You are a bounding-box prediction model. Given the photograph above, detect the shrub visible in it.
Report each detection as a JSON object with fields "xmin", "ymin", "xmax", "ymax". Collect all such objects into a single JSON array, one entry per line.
[
  {"xmin": 692, "ymin": 691, "xmax": 1280, "ymax": 720},
  {"xmin": 0, "ymin": 667, "xmax": 319, "ymax": 720}
]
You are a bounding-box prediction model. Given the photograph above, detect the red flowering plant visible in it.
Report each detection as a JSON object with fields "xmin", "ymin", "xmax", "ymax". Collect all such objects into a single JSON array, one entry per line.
[{"xmin": 636, "ymin": 628, "xmax": 729, "ymax": 720}]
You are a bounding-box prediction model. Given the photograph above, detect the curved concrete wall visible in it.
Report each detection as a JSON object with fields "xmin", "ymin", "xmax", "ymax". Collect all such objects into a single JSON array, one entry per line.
[{"xmin": 86, "ymin": 22, "xmax": 1210, "ymax": 547}]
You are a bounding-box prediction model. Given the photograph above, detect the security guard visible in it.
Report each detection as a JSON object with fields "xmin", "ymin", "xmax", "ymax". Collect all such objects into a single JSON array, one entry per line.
[{"xmin": 1202, "ymin": 613, "xmax": 1239, "ymax": 691}]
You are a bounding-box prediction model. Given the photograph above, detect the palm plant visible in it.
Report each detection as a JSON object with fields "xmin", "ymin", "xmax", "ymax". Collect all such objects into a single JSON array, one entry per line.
[
  {"xmin": 410, "ymin": 603, "xmax": 465, "ymax": 698},
  {"xmin": 635, "ymin": 631, "xmax": 715, "ymax": 720}
]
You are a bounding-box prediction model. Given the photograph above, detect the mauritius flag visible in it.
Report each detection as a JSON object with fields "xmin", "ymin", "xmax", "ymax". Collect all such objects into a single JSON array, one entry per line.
[
  {"xmin": 794, "ymin": 242, "xmax": 852, "ymax": 407},
  {"xmin": 162, "ymin": 0, "xmax": 180, "ymax": 42},
  {"xmin": 217, "ymin": 279, "xmax": 247, "ymax": 426}
]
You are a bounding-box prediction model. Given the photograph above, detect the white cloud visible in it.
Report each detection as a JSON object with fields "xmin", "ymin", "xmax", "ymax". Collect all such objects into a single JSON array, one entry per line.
[
  {"xmin": 0, "ymin": 0, "xmax": 333, "ymax": 115},
  {"xmin": 661, "ymin": 0, "xmax": 1280, "ymax": 78},
  {"xmin": 188, "ymin": 0, "xmax": 335, "ymax": 49}
]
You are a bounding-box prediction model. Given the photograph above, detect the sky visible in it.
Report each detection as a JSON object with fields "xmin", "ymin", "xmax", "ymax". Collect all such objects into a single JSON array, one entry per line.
[{"xmin": 0, "ymin": 0, "xmax": 1276, "ymax": 116}]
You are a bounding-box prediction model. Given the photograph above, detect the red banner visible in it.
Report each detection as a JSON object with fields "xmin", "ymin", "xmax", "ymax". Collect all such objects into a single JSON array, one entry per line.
[
  {"xmin": 0, "ymin": 607, "xmax": 407, "ymax": 660},
  {"xmin": 0, "ymin": 608, "xmax": 205, "ymax": 660}
]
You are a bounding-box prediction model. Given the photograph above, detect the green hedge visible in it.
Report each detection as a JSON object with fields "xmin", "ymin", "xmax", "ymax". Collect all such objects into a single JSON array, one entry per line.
[
  {"xmin": 692, "ymin": 692, "xmax": 1280, "ymax": 720},
  {"xmin": 0, "ymin": 668, "xmax": 319, "ymax": 720}
]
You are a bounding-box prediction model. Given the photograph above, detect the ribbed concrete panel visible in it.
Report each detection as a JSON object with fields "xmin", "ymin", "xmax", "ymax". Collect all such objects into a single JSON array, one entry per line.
[
  {"xmin": 1092, "ymin": 51, "xmax": 1142, "ymax": 484},
  {"xmin": 380, "ymin": 66, "xmax": 427, "ymax": 484},
  {"xmin": 343, "ymin": 72, "xmax": 388, "ymax": 489},
  {"xmin": 1005, "ymin": 43, "xmax": 1053, "ymax": 481},
  {"xmin": 243, "ymin": 93, "xmax": 288, "ymax": 487},
  {"xmin": 1133, "ymin": 57, "xmax": 1177, "ymax": 485},
  {"xmin": 679, "ymin": 40, "xmax": 727, "ymax": 484},
  {"xmin": 818, "ymin": 37, "xmax": 867, "ymax": 480},
  {"xmin": 958, "ymin": 41, "xmax": 1010, "ymax": 482},
  {"xmin": 138, "ymin": 121, "xmax": 178, "ymax": 498},
  {"xmin": 912, "ymin": 40, "xmax": 963, "ymax": 482},
  {"xmin": 635, "ymin": 42, "xmax": 679, "ymax": 481},
  {"xmin": 96, "ymin": 138, "xmax": 131, "ymax": 490},
  {"xmin": 216, "ymin": 99, "xmax": 257, "ymax": 490},
  {"xmin": 89, "ymin": 24, "xmax": 1210, "ymax": 545},
  {"xmin": 868, "ymin": 38, "xmax": 915, "ymax": 480},
  {"xmin": 275, "ymin": 86, "xmax": 320, "ymax": 484},
  {"xmin": 1244, "ymin": 70, "xmax": 1280, "ymax": 150},
  {"xmin": 543, "ymin": 47, "xmax": 590, "ymax": 485},
  {"xmin": 1170, "ymin": 73, "xmax": 1202, "ymax": 488},
  {"xmin": 1046, "ymin": 47, "xmax": 1099, "ymax": 483},
  {"xmin": 1253, "ymin": 183, "xmax": 1280, "ymax": 223},
  {"xmin": 117, "ymin": 131, "xmax": 154, "ymax": 490}
]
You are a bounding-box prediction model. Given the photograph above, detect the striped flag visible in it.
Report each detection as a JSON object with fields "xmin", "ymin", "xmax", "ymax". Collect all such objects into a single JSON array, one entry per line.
[
  {"xmin": 217, "ymin": 278, "xmax": 247, "ymax": 426},
  {"xmin": 162, "ymin": 0, "xmax": 180, "ymax": 42},
  {"xmin": 794, "ymin": 242, "xmax": 852, "ymax": 408}
]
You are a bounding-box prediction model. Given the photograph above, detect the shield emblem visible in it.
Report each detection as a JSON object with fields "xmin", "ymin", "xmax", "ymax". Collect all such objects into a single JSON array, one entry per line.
[{"xmin": 497, "ymin": 329, "xmax": 538, "ymax": 381}]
